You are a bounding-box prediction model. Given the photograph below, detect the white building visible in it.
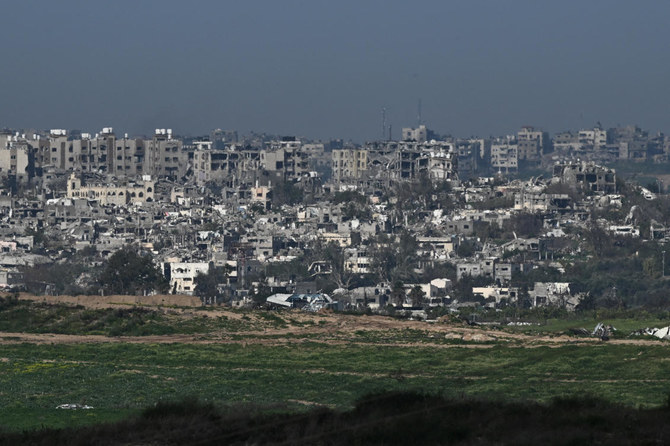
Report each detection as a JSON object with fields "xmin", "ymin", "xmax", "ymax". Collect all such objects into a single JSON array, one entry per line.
[
  {"xmin": 491, "ymin": 143, "xmax": 518, "ymax": 172},
  {"xmin": 167, "ymin": 262, "xmax": 210, "ymax": 295}
]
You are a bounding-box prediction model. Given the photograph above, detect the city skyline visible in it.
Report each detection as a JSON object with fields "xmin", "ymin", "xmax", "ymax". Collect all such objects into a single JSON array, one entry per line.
[{"xmin": 2, "ymin": 1, "xmax": 669, "ymax": 142}]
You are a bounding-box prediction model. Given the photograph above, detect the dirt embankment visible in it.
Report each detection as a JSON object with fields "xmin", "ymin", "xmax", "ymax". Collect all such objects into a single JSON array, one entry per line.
[
  {"xmin": 0, "ymin": 293, "xmax": 664, "ymax": 347},
  {"xmin": 14, "ymin": 292, "xmax": 201, "ymax": 308}
]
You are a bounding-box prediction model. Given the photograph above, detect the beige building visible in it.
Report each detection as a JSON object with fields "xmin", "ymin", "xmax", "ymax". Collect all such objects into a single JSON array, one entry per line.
[
  {"xmin": 259, "ymin": 138, "xmax": 309, "ymax": 181},
  {"xmin": 517, "ymin": 126, "xmax": 549, "ymax": 161},
  {"xmin": 491, "ymin": 142, "xmax": 518, "ymax": 172},
  {"xmin": 145, "ymin": 129, "xmax": 185, "ymax": 179},
  {"xmin": 66, "ymin": 173, "xmax": 155, "ymax": 205},
  {"xmin": 0, "ymin": 132, "xmax": 33, "ymax": 183},
  {"xmin": 578, "ymin": 128, "xmax": 607, "ymax": 150},
  {"xmin": 401, "ymin": 125, "xmax": 428, "ymax": 142},
  {"xmin": 332, "ymin": 149, "xmax": 368, "ymax": 183}
]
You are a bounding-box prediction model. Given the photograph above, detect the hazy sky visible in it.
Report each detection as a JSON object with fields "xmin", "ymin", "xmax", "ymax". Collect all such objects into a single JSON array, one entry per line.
[{"xmin": 2, "ymin": 1, "xmax": 669, "ymax": 141}]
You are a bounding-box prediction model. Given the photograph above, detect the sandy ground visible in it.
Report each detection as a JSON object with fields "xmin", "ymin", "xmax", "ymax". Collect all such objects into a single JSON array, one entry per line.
[
  {"xmin": 0, "ymin": 293, "xmax": 662, "ymax": 347},
  {"xmin": 15, "ymin": 292, "xmax": 201, "ymax": 308}
]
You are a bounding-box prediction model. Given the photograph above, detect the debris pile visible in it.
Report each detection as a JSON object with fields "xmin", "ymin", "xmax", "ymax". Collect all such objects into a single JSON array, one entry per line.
[
  {"xmin": 592, "ymin": 323, "xmax": 616, "ymax": 340},
  {"xmin": 633, "ymin": 326, "xmax": 670, "ymax": 340},
  {"xmin": 56, "ymin": 404, "xmax": 94, "ymax": 410}
]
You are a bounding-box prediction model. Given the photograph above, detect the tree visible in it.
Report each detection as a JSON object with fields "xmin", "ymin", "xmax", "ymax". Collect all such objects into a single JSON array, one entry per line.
[
  {"xmin": 502, "ymin": 214, "xmax": 543, "ymax": 238},
  {"xmin": 323, "ymin": 242, "xmax": 355, "ymax": 290},
  {"xmin": 369, "ymin": 234, "xmax": 397, "ymax": 283},
  {"xmin": 249, "ymin": 280, "xmax": 273, "ymax": 307},
  {"xmin": 21, "ymin": 262, "xmax": 88, "ymax": 296},
  {"xmin": 98, "ymin": 247, "xmax": 168, "ymax": 295},
  {"xmin": 391, "ymin": 281, "xmax": 406, "ymax": 307},
  {"xmin": 194, "ymin": 266, "xmax": 228, "ymax": 304},
  {"xmin": 408, "ymin": 285, "xmax": 426, "ymax": 307},
  {"xmin": 583, "ymin": 222, "xmax": 611, "ymax": 258},
  {"xmin": 271, "ymin": 178, "xmax": 304, "ymax": 206},
  {"xmin": 369, "ymin": 231, "xmax": 419, "ymax": 284},
  {"xmin": 24, "ymin": 227, "xmax": 47, "ymax": 252}
]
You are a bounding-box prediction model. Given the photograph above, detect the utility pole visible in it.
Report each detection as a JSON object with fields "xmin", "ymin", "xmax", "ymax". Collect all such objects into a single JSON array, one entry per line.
[{"xmin": 663, "ymin": 250, "xmax": 666, "ymax": 278}]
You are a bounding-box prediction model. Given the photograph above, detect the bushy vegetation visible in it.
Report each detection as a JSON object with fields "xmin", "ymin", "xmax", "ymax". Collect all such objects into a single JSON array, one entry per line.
[
  {"xmin": 0, "ymin": 296, "xmax": 256, "ymax": 336},
  {"xmin": 99, "ymin": 247, "xmax": 169, "ymax": 295},
  {"xmin": 4, "ymin": 392, "xmax": 670, "ymax": 445}
]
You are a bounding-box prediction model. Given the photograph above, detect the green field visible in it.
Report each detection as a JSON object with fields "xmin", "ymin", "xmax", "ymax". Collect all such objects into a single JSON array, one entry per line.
[
  {"xmin": 2, "ymin": 340, "xmax": 670, "ymax": 431},
  {"xmin": 2, "ymin": 297, "xmax": 670, "ymax": 433}
]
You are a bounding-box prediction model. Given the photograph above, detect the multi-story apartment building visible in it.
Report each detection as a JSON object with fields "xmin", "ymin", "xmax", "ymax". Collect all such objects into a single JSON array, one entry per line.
[
  {"xmin": 332, "ymin": 148, "xmax": 368, "ymax": 183},
  {"xmin": 145, "ymin": 129, "xmax": 186, "ymax": 179},
  {"xmin": 490, "ymin": 142, "xmax": 518, "ymax": 172},
  {"xmin": 333, "ymin": 140, "xmax": 457, "ymax": 184},
  {"xmin": 0, "ymin": 131, "xmax": 34, "ymax": 184},
  {"xmin": 517, "ymin": 126, "xmax": 549, "ymax": 162},
  {"xmin": 578, "ymin": 128, "xmax": 607, "ymax": 150},
  {"xmin": 401, "ymin": 125, "xmax": 429, "ymax": 142},
  {"xmin": 261, "ymin": 137, "xmax": 309, "ymax": 181}
]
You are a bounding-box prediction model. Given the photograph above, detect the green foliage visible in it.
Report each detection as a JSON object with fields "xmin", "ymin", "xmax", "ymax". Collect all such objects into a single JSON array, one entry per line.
[
  {"xmin": 265, "ymin": 259, "xmax": 309, "ymax": 282},
  {"xmin": 194, "ymin": 265, "xmax": 228, "ymax": 304},
  {"xmin": 98, "ymin": 247, "xmax": 168, "ymax": 295},
  {"xmin": 21, "ymin": 262, "xmax": 90, "ymax": 296},
  {"xmin": 472, "ymin": 221, "xmax": 502, "ymax": 242},
  {"xmin": 456, "ymin": 238, "xmax": 477, "ymax": 258},
  {"xmin": 502, "ymin": 213, "xmax": 543, "ymax": 238},
  {"xmin": 341, "ymin": 201, "xmax": 372, "ymax": 221},
  {"xmin": 419, "ymin": 261, "xmax": 456, "ymax": 282},
  {"xmin": 4, "ymin": 340, "xmax": 670, "ymax": 433},
  {"xmin": 369, "ymin": 232, "xmax": 418, "ymax": 283},
  {"xmin": 24, "ymin": 227, "xmax": 47, "ymax": 248},
  {"xmin": 271, "ymin": 178, "xmax": 304, "ymax": 206},
  {"xmin": 332, "ymin": 190, "xmax": 368, "ymax": 205},
  {"xmin": 11, "ymin": 392, "xmax": 670, "ymax": 445},
  {"xmin": 471, "ymin": 195, "xmax": 514, "ymax": 210},
  {"xmin": 408, "ymin": 285, "xmax": 426, "ymax": 307},
  {"xmin": 0, "ymin": 301, "xmax": 218, "ymax": 336},
  {"xmin": 511, "ymin": 266, "xmax": 563, "ymax": 289}
]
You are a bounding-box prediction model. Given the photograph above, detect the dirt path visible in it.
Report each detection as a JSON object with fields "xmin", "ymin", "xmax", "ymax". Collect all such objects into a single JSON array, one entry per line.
[
  {"xmin": 0, "ymin": 327, "xmax": 661, "ymax": 348},
  {"xmin": 1, "ymin": 293, "xmax": 665, "ymax": 348},
  {"xmin": 15, "ymin": 292, "xmax": 202, "ymax": 309}
]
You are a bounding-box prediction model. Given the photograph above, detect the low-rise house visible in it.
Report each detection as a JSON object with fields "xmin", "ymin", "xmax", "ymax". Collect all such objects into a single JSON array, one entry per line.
[
  {"xmin": 529, "ymin": 282, "xmax": 581, "ymax": 310},
  {"xmin": 349, "ymin": 283, "xmax": 392, "ymax": 309},
  {"xmin": 416, "ymin": 236, "xmax": 459, "ymax": 259},
  {"xmin": 473, "ymin": 286, "xmax": 519, "ymax": 307},
  {"xmin": 0, "ymin": 268, "xmax": 24, "ymax": 290},
  {"xmin": 514, "ymin": 192, "xmax": 571, "ymax": 212},
  {"xmin": 166, "ymin": 262, "xmax": 209, "ymax": 295}
]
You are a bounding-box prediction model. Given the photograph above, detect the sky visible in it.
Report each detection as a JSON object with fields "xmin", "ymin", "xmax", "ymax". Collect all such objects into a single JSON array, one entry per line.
[{"xmin": 1, "ymin": 0, "xmax": 670, "ymax": 142}]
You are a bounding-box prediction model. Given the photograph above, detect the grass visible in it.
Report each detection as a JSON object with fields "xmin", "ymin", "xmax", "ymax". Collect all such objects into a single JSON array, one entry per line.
[
  {"xmin": 6, "ymin": 392, "xmax": 670, "ymax": 445},
  {"xmin": 3, "ymin": 298, "xmax": 670, "ymax": 432},
  {"xmin": 2, "ymin": 341, "xmax": 670, "ymax": 431},
  {"xmin": 505, "ymin": 314, "xmax": 669, "ymax": 337},
  {"xmin": 0, "ymin": 407, "xmax": 137, "ymax": 432},
  {"xmin": 0, "ymin": 298, "xmax": 261, "ymax": 336}
]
